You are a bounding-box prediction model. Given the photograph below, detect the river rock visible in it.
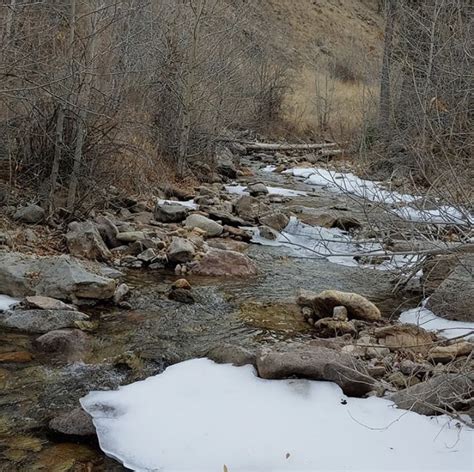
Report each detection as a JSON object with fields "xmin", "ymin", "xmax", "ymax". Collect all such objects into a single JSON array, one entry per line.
[
  {"xmin": 247, "ymin": 182, "xmax": 268, "ymax": 196},
  {"xmin": 258, "ymin": 225, "xmax": 278, "ymax": 240},
  {"xmin": 25, "ymin": 296, "xmax": 77, "ymax": 311},
  {"xmin": 222, "ymin": 225, "xmax": 252, "ymax": 242},
  {"xmin": 256, "ymin": 346, "xmax": 376, "ymax": 397},
  {"xmin": 299, "ymin": 289, "xmax": 382, "ymax": 321},
  {"xmin": 168, "ymin": 288, "xmax": 195, "ymax": 304},
  {"xmin": 207, "ymin": 344, "xmax": 256, "ymax": 367},
  {"xmin": 35, "ymin": 329, "xmax": 90, "ymax": 360},
  {"xmin": 0, "ymin": 309, "xmax": 89, "ymax": 333},
  {"xmin": 259, "ymin": 212, "xmax": 290, "ymax": 231},
  {"xmin": 95, "ymin": 215, "xmax": 121, "ymax": 248},
  {"xmin": 207, "ymin": 209, "xmax": 247, "ymax": 227},
  {"xmin": 185, "ymin": 214, "xmax": 223, "ymax": 237},
  {"xmin": 172, "ymin": 278, "xmax": 192, "ymax": 290},
  {"xmin": 426, "ymin": 256, "xmax": 473, "ymax": 322},
  {"xmin": 0, "ymin": 252, "xmax": 116, "ymax": 302},
  {"xmin": 167, "ymin": 237, "xmax": 195, "ymax": 263},
  {"xmin": 190, "ymin": 248, "xmax": 257, "ymax": 277},
  {"xmin": 389, "ymin": 373, "xmax": 474, "ymax": 416},
  {"xmin": 116, "ymin": 231, "xmax": 145, "ymax": 243},
  {"xmin": 215, "ymin": 146, "xmax": 237, "ymax": 178},
  {"xmin": 428, "ymin": 342, "xmax": 473, "ymax": 363},
  {"xmin": 313, "ymin": 318, "xmax": 357, "ymax": 337},
  {"xmin": 13, "ymin": 204, "xmax": 45, "ymax": 224},
  {"xmin": 234, "ymin": 196, "xmax": 270, "ymax": 222},
  {"xmin": 154, "ymin": 203, "xmax": 189, "ymax": 223},
  {"xmin": 49, "ymin": 408, "xmax": 96, "ymax": 437},
  {"xmin": 374, "ymin": 325, "xmax": 434, "ymax": 353},
  {"xmin": 66, "ymin": 221, "xmax": 111, "ymax": 261}
]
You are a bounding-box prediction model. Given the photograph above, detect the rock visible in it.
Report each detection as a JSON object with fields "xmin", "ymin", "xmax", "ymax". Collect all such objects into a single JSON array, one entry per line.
[
  {"xmin": 300, "ymin": 290, "xmax": 382, "ymax": 321},
  {"xmin": 428, "ymin": 342, "xmax": 473, "ymax": 363},
  {"xmin": 172, "ymin": 278, "xmax": 191, "ymax": 290},
  {"xmin": 0, "ymin": 351, "xmax": 33, "ymax": 363},
  {"xmin": 185, "ymin": 214, "xmax": 223, "ymax": 237},
  {"xmin": 168, "ymin": 288, "xmax": 195, "ymax": 304},
  {"xmin": 222, "ymin": 225, "xmax": 252, "ymax": 242},
  {"xmin": 333, "ymin": 306, "xmax": 348, "ymax": 321},
  {"xmin": 95, "ymin": 215, "xmax": 120, "ymax": 248},
  {"xmin": 167, "ymin": 237, "xmax": 195, "ymax": 263},
  {"xmin": 0, "ymin": 309, "xmax": 89, "ymax": 333},
  {"xmin": 137, "ymin": 248, "xmax": 157, "ymax": 263},
  {"xmin": 215, "ymin": 146, "xmax": 237, "ymax": 178},
  {"xmin": 259, "ymin": 212, "xmax": 290, "ymax": 231},
  {"xmin": 190, "ymin": 248, "xmax": 257, "ymax": 277},
  {"xmin": 116, "ymin": 231, "xmax": 145, "ymax": 243},
  {"xmin": 246, "ymin": 182, "xmax": 268, "ymax": 196},
  {"xmin": 313, "ymin": 318, "xmax": 357, "ymax": 338},
  {"xmin": 426, "ymin": 256, "xmax": 473, "ymax": 322},
  {"xmin": 207, "ymin": 209, "xmax": 247, "ymax": 227},
  {"xmin": 234, "ymin": 196, "xmax": 271, "ymax": 222},
  {"xmin": 66, "ymin": 221, "xmax": 111, "ymax": 261},
  {"xmin": 399, "ymin": 359, "xmax": 431, "ymax": 376},
  {"xmin": 207, "ymin": 344, "xmax": 256, "ymax": 367},
  {"xmin": 387, "ymin": 371, "xmax": 412, "ymax": 389},
  {"xmin": 207, "ymin": 239, "xmax": 249, "ymax": 252},
  {"xmin": 374, "ymin": 325, "xmax": 434, "ymax": 353},
  {"xmin": 35, "ymin": 329, "xmax": 90, "ymax": 360},
  {"xmin": 341, "ymin": 344, "xmax": 366, "ymax": 357},
  {"xmin": 25, "ymin": 296, "xmax": 77, "ymax": 311},
  {"xmin": 113, "ymin": 283, "xmax": 129, "ymax": 304},
  {"xmin": 154, "ymin": 203, "xmax": 189, "ymax": 223},
  {"xmin": 258, "ymin": 225, "xmax": 278, "ymax": 240},
  {"xmin": 389, "ymin": 373, "xmax": 474, "ymax": 416},
  {"xmin": 13, "ymin": 204, "xmax": 45, "ymax": 224},
  {"xmin": 0, "ymin": 232, "xmax": 12, "ymax": 247},
  {"xmin": 0, "ymin": 253, "xmax": 116, "ymax": 302},
  {"xmin": 256, "ymin": 346, "xmax": 377, "ymax": 397},
  {"xmin": 49, "ymin": 408, "xmax": 96, "ymax": 437}
]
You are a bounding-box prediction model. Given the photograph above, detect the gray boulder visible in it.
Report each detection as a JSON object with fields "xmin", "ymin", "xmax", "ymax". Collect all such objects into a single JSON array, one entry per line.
[
  {"xmin": 14, "ymin": 204, "xmax": 45, "ymax": 224},
  {"xmin": 95, "ymin": 215, "xmax": 121, "ymax": 248},
  {"xmin": 167, "ymin": 237, "xmax": 195, "ymax": 263},
  {"xmin": 0, "ymin": 252, "xmax": 116, "ymax": 302},
  {"xmin": 234, "ymin": 196, "xmax": 271, "ymax": 222},
  {"xmin": 259, "ymin": 212, "xmax": 290, "ymax": 231},
  {"xmin": 35, "ymin": 329, "xmax": 90, "ymax": 360},
  {"xmin": 256, "ymin": 346, "xmax": 376, "ymax": 397},
  {"xmin": 185, "ymin": 214, "xmax": 223, "ymax": 237},
  {"xmin": 25, "ymin": 296, "xmax": 77, "ymax": 311},
  {"xmin": 49, "ymin": 408, "xmax": 96, "ymax": 436},
  {"xmin": 247, "ymin": 182, "xmax": 268, "ymax": 197},
  {"xmin": 207, "ymin": 209, "xmax": 247, "ymax": 227},
  {"xmin": 66, "ymin": 221, "xmax": 111, "ymax": 261},
  {"xmin": 190, "ymin": 248, "xmax": 257, "ymax": 277},
  {"xmin": 154, "ymin": 203, "xmax": 189, "ymax": 223},
  {"xmin": 0, "ymin": 309, "xmax": 89, "ymax": 333}
]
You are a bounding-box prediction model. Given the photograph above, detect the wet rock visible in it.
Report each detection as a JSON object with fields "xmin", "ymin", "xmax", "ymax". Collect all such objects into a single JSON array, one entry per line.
[
  {"xmin": 167, "ymin": 237, "xmax": 195, "ymax": 263},
  {"xmin": 116, "ymin": 231, "xmax": 145, "ymax": 243},
  {"xmin": 313, "ymin": 318, "xmax": 357, "ymax": 338},
  {"xmin": 35, "ymin": 329, "xmax": 90, "ymax": 360},
  {"xmin": 389, "ymin": 373, "xmax": 474, "ymax": 416},
  {"xmin": 257, "ymin": 346, "xmax": 377, "ymax": 397},
  {"xmin": 0, "ymin": 309, "xmax": 89, "ymax": 333},
  {"xmin": 168, "ymin": 288, "xmax": 195, "ymax": 304},
  {"xmin": 66, "ymin": 221, "xmax": 111, "ymax": 261},
  {"xmin": 0, "ymin": 252, "xmax": 116, "ymax": 301},
  {"xmin": 247, "ymin": 182, "xmax": 268, "ymax": 196},
  {"xmin": 172, "ymin": 278, "xmax": 191, "ymax": 290},
  {"xmin": 0, "ymin": 351, "xmax": 33, "ymax": 363},
  {"xmin": 185, "ymin": 214, "xmax": 223, "ymax": 237},
  {"xmin": 234, "ymin": 195, "xmax": 271, "ymax": 222},
  {"xmin": 154, "ymin": 203, "xmax": 189, "ymax": 223},
  {"xmin": 113, "ymin": 283, "xmax": 129, "ymax": 304},
  {"xmin": 259, "ymin": 212, "xmax": 290, "ymax": 231},
  {"xmin": 25, "ymin": 296, "xmax": 77, "ymax": 311},
  {"xmin": 14, "ymin": 204, "xmax": 45, "ymax": 224},
  {"xmin": 190, "ymin": 248, "xmax": 257, "ymax": 277},
  {"xmin": 428, "ymin": 342, "xmax": 473, "ymax": 363},
  {"xmin": 426, "ymin": 256, "xmax": 473, "ymax": 322},
  {"xmin": 49, "ymin": 408, "xmax": 96, "ymax": 437},
  {"xmin": 258, "ymin": 225, "xmax": 278, "ymax": 240},
  {"xmin": 207, "ymin": 344, "xmax": 256, "ymax": 367}
]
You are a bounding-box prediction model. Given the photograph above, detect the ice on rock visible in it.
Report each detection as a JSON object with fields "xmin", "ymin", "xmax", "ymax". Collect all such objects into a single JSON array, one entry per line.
[
  {"xmin": 0, "ymin": 294, "xmax": 20, "ymax": 311},
  {"xmin": 81, "ymin": 358, "xmax": 473, "ymax": 472}
]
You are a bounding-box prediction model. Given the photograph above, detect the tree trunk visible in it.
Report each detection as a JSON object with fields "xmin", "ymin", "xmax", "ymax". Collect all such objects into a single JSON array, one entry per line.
[{"xmin": 48, "ymin": 105, "xmax": 65, "ymax": 214}]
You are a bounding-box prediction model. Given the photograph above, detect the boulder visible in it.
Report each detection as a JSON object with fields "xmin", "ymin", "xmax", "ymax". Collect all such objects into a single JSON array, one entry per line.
[
  {"xmin": 66, "ymin": 221, "xmax": 111, "ymax": 261},
  {"xmin": 13, "ymin": 204, "xmax": 45, "ymax": 224},
  {"xmin": 258, "ymin": 225, "xmax": 278, "ymax": 240},
  {"xmin": 0, "ymin": 309, "xmax": 89, "ymax": 333},
  {"xmin": 428, "ymin": 342, "xmax": 473, "ymax": 363},
  {"xmin": 234, "ymin": 196, "xmax": 271, "ymax": 222},
  {"xmin": 95, "ymin": 215, "xmax": 121, "ymax": 248},
  {"xmin": 0, "ymin": 253, "xmax": 116, "ymax": 302},
  {"xmin": 167, "ymin": 237, "xmax": 195, "ymax": 263},
  {"xmin": 426, "ymin": 256, "xmax": 473, "ymax": 322},
  {"xmin": 256, "ymin": 346, "xmax": 376, "ymax": 397},
  {"xmin": 246, "ymin": 182, "xmax": 268, "ymax": 197},
  {"xmin": 190, "ymin": 248, "xmax": 257, "ymax": 277},
  {"xmin": 374, "ymin": 325, "xmax": 434, "ymax": 353},
  {"xmin": 172, "ymin": 278, "xmax": 191, "ymax": 290},
  {"xmin": 222, "ymin": 225, "xmax": 252, "ymax": 242},
  {"xmin": 215, "ymin": 146, "xmax": 237, "ymax": 178},
  {"xmin": 207, "ymin": 343, "xmax": 256, "ymax": 367},
  {"xmin": 185, "ymin": 214, "xmax": 223, "ymax": 237},
  {"xmin": 25, "ymin": 296, "xmax": 77, "ymax": 311},
  {"xmin": 259, "ymin": 212, "xmax": 290, "ymax": 231},
  {"xmin": 207, "ymin": 209, "xmax": 247, "ymax": 227},
  {"xmin": 49, "ymin": 408, "xmax": 96, "ymax": 437},
  {"xmin": 116, "ymin": 231, "xmax": 145, "ymax": 243},
  {"xmin": 389, "ymin": 373, "xmax": 474, "ymax": 416},
  {"xmin": 35, "ymin": 329, "xmax": 90, "ymax": 360},
  {"xmin": 154, "ymin": 203, "xmax": 189, "ymax": 223}
]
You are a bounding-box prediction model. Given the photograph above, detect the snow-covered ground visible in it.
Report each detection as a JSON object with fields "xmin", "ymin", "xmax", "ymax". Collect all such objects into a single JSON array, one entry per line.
[
  {"xmin": 399, "ymin": 301, "xmax": 474, "ymax": 340},
  {"xmin": 81, "ymin": 358, "xmax": 473, "ymax": 472},
  {"xmin": 283, "ymin": 167, "xmax": 473, "ymax": 225},
  {"xmin": 0, "ymin": 294, "xmax": 19, "ymax": 311},
  {"xmin": 225, "ymin": 184, "xmax": 306, "ymax": 197}
]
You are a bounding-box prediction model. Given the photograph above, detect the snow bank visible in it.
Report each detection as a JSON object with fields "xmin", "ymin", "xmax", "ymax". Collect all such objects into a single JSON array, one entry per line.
[
  {"xmin": 81, "ymin": 358, "xmax": 473, "ymax": 472},
  {"xmin": 157, "ymin": 199, "xmax": 198, "ymax": 209},
  {"xmin": 225, "ymin": 185, "xmax": 306, "ymax": 197},
  {"xmin": 0, "ymin": 294, "xmax": 19, "ymax": 311},
  {"xmin": 399, "ymin": 302, "xmax": 474, "ymax": 340},
  {"xmin": 261, "ymin": 165, "xmax": 277, "ymax": 172}
]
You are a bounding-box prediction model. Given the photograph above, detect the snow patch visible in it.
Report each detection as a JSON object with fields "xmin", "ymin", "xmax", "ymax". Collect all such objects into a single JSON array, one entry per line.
[
  {"xmin": 261, "ymin": 165, "xmax": 277, "ymax": 172},
  {"xmin": 0, "ymin": 294, "xmax": 20, "ymax": 311},
  {"xmin": 157, "ymin": 199, "xmax": 198, "ymax": 209},
  {"xmin": 81, "ymin": 358, "xmax": 473, "ymax": 472},
  {"xmin": 225, "ymin": 185, "xmax": 306, "ymax": 197}
]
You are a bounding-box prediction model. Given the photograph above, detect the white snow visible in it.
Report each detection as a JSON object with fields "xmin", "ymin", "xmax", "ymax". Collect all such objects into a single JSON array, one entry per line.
[
  {"xmin": 81, "ymin": 358, "xmax": 473, "ymax": 472},
  {"xmin": 225, "ymin": 185, "xmax": 306, "ymax": 197},
  {"xmin": 399, "ymin": 302, "xmax": 474, "ymax": 340},
  {"xmin": 157, "ymin": 199, "xmax": 198, "ymax": 209},
  {"xmin": 0, "ymin": 294, "xmax": 19, "ymax": 311},
  {"xmin": 261, "ymin": 165, "xmax": 277, "ymax": 172},
  {"xmin": 284, "ymin": 167, "xmax": 473, "ymax": 225}
]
